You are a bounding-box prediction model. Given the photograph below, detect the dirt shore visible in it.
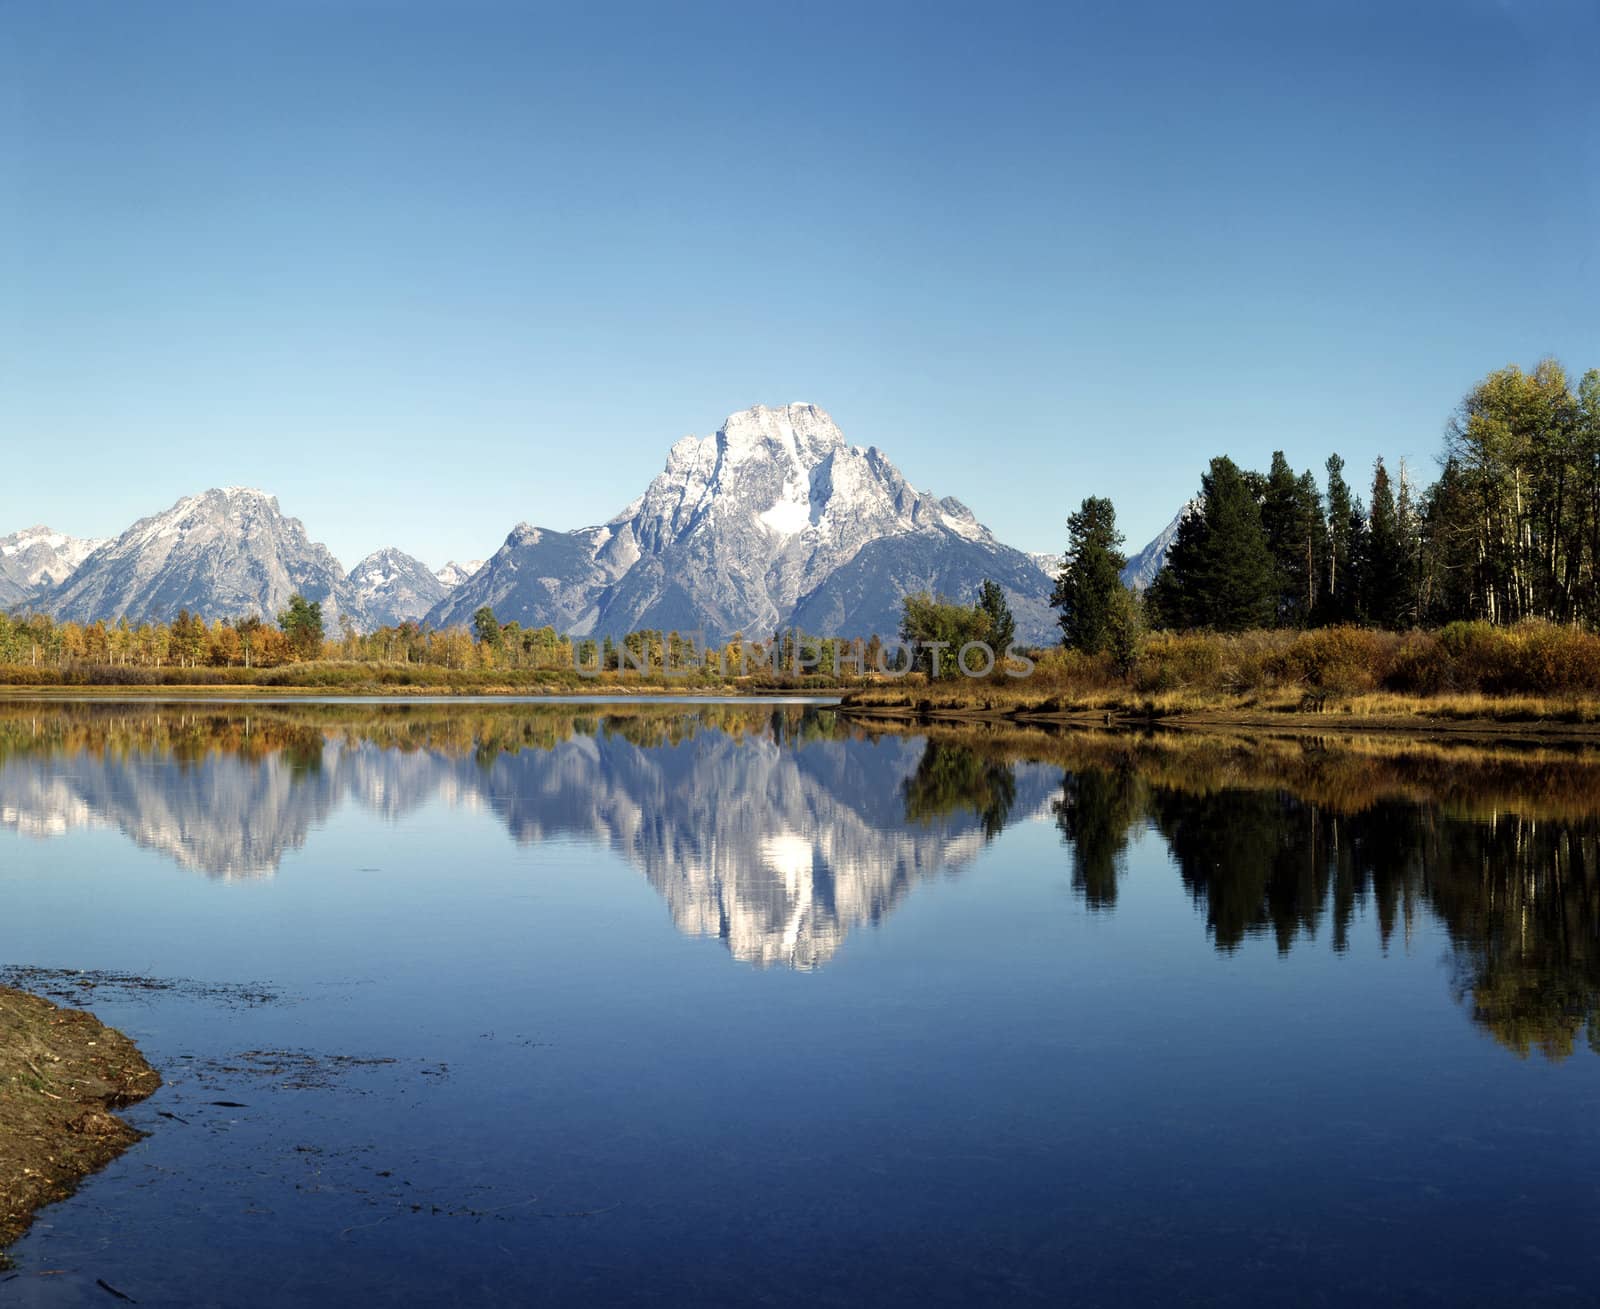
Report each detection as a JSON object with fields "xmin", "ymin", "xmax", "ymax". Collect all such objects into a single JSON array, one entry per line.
[{"xmin": 0, "ymin": 986, "xmax": 160, "ymax": 1253}]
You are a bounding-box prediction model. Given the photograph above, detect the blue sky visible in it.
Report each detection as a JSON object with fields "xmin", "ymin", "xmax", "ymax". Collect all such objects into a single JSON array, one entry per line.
[{"xmin": 3, "ymin": 0, "xmax": 1596, "ymax": 568}]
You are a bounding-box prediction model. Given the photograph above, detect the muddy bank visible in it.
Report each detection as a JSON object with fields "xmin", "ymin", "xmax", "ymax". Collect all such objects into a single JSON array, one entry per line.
[{"xmin": 0, "ymin": 986, "xmax": 160, "ymax": 1252}]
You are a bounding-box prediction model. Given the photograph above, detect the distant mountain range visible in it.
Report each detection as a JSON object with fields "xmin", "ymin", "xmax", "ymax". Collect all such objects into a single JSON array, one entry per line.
[{"xmin": 3, "ymin": 404, "xmax": 1180, "ymax": 639}]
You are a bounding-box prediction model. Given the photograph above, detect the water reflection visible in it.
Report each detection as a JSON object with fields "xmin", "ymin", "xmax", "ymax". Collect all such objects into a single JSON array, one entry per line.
[
  {"xmin": 1039, "ymin": 729, "xmax": 1600, "ymax": 1062},
  {"xmin": 0, "ymin": 704, "xmax": 1057, "ymax": 970},
  {"xmin": 3, "ymin": 702, "xmax": 1599, "ymax": 1057}
]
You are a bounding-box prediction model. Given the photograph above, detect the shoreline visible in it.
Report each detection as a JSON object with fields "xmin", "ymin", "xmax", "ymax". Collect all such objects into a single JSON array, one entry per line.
[
  {"xmin": 4, "ymin": 680, "xmax": 1600, "ymax": 741},
  {"xmin": 0, "ymin": 987, "xmax": 161, "ymax": 1256},
  {"xmin": 0, "ymin": 682, "xmax": 840, "ymax": 700},
  {"xmin": 836, "ymin": 690, "xmax": 1600, "ymax": 743}
]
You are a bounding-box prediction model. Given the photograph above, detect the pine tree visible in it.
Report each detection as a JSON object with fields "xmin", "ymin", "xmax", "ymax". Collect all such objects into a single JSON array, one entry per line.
[
  {"xmin": 276, "ymin": 594, "xmax": 324, "ymax": 661},
  {"xmin": 1365, "ymin": 458, "xmax": 1407, "ymax": 628},
  {"xmin": 1146, "ymin": 504, "xmax": 1206, "ymax": 631},
  {"xmin": 1418, "ymin": 457, "xmax": 1480, "ymax": 623},
  {"xmin": 1323, "ymin": 455, "xmax": 1367, "ymax": 622},
  {"xmin": 472, "ymin": 605, "xmax": 503, "ymax": 649},
  {"xmin": 976, "ymin": 579, "xmax": 1016, "ymax": 654},
  {"xmin": 1053, "ymin": 497, "xmax": 1128, "ymax": 653},
  {"xmin": 1149, "ymin": 459, "xmax": 1275, "ymax": 631},
  {"xmin": 1260, "ymin": 452, "xmax": 1325, "ymax": 626}
]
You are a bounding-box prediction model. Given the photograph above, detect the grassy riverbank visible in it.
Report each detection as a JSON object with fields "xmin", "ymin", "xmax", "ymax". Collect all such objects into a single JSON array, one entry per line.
[
  {"xmin": 843, "ymin": 623, "xmax": 1600, "ymax": 734},
  {"xmin": 0, "ymin": 987, "xmax": 160, "ymax": 1254},
  {"xmin": 10, "ymin": 621, "xmax": 1600, "ymax": 733}
]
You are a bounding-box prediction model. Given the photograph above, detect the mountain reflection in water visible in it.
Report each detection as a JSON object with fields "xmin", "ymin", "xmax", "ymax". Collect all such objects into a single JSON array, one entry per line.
[{"xmin": 2, "ymin": 702, "xmax": 1598, "ymax": 1058}]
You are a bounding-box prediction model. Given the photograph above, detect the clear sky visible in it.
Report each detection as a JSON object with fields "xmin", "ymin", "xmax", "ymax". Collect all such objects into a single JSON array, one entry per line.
[{"xmin": 3, "ymin": 0, "xmax": 1596, "ymax": 569}]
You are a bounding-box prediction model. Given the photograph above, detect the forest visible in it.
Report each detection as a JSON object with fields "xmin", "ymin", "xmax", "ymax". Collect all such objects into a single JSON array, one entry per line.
[{"xmin": 1061, "ymin": 358, "xmax": 1600, "ymax": 639}]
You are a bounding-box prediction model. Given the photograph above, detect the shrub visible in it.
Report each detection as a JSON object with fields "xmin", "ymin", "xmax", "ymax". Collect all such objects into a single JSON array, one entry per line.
[
  {"xmin": 1505, "ymin": 622, "xmax": 1600, "ymax": 694},
  {"xmin": 1133, "ymin": 632, "xmax": 1225, "ymax": 693},
  {"xmin": 1267, "ymin": 627, "xmax": 1392, "ymax": 696},
  {"xmin": 1385, "ymin": 631, "xmax": 1454, "ymax": 695}
]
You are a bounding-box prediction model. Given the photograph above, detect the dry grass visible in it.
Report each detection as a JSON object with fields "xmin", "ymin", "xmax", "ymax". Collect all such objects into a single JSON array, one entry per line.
[{"xmin": 842, "ymin": 622, "xmax": 1600, "ymax": 728}]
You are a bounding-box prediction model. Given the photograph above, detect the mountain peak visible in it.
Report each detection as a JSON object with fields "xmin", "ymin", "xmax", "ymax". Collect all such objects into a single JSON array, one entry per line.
[
  {"xmin": 202, "ymin": 486, "xmax": 278, "ymax": 508},
  {"xmin": 716, "ymin": 403, "xmax": 843, "ymax": 464},
  {"xmin": 42, "ymin": 486, "xmax": 349, "ymax": 626},
  {"xmin": 347, "ymin": 546, "xmax": 449, "ymax": 627},
  {"xmin": 429, "ymin": 402, "xmax": 1059, "ymax": 642}
]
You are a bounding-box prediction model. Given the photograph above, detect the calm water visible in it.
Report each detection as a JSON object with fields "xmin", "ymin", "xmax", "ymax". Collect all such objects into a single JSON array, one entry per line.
[{"xmin": 1, "ymin": 700, "xmax": 1597, "ymax": 1305}]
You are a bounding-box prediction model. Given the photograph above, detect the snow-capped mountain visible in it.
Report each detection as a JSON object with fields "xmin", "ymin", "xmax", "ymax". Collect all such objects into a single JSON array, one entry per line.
[
  {"xmin": 431, "ymin": 403, "xmax": 1059, "ymax": 642},
  {"xmin": 9, "ymin": 406, "xmax": 1185, "ymax": 638},
  {"xmin": 40, "ymin": 488, "xmax": 351, "ymax": 627},
  {"xmin": 434, "ymin": 559, "xmax": 484, "ymax": 589},
  {"xmin": 346, "ymin": 547, "xmax": 450, "ymax": 629},
  {"xmin": 0, "ymin": 527, "xmax": 107, "ymax": 609}
]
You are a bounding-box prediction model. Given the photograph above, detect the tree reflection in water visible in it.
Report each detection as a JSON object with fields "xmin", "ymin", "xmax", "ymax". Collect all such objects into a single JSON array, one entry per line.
[{"xmin": 2, "ymin": 702, "xmax": 1598, "ymax": 1057}]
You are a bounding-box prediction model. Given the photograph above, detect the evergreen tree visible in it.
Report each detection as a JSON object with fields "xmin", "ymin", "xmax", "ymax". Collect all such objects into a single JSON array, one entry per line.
[
  {"xmin": 976, "ymin": 579, "xmax": 1016, "ymax": 654},
  {"xmin": 1052, "ymin": 497, "xmax": 1128, "ymax": 653},
  {"xmin": 1323, "ymin": 454, "xmax": 1360, "ymax": 622},
  {"xmin": 1260, "ymin": 452, "xmax": 1325, "ymax": 626},
  {"xmin": 277, "ymin": 594, "xmax": 324, "ymax": 661},
  {"xmin": 1365, "ymin": 458, "xmax": 1407, "ymax": 628},
  {"xmin": 1418, "ymin": 457, "xmax": 1480, "ymax": 624},
  {"xmin": 1148, "ymin": 458, "xmax": 1275, "ymax": 631},
  {"xmin": 1145, "ymin": 504, "xmax": 1205, "ymax": 631},
  {"xmin": 472, "ymin": 605, "xmax": 502, "ymax": 649}
]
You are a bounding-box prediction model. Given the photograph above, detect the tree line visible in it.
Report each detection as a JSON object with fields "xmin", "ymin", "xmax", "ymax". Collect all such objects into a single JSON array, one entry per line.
[
  {"xmin": 1053, "ymin": 359, "xmax": 1600, "ymax": 648},
  {"xmin": 0, "ymin": 598, "xmax": 560, "ymax": 672}
]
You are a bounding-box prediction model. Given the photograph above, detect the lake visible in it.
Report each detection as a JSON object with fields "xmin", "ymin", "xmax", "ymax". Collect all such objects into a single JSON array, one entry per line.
[{"xmin": 1, "ymin": 699, "xmax": 1597, "ymax": 1305}]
